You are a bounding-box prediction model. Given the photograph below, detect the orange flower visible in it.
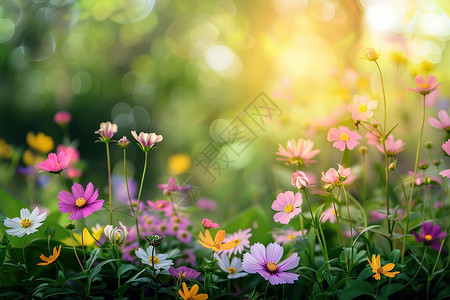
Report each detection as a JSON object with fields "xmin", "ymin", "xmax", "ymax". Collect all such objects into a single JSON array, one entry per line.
[
  {"xmin": 197, "ymin": 229, "xmax": 239, "ymax": 253},
  {"xmin": 37, "ymin": 245, "xmax": 61, "ymax": 266},
  {"xmin": 178, "ymin": 282, "xmax": 208, "ymax": 300},
  {"xmin": 367, "ymin": 254, "xmax": 399, "ymax": 280}
]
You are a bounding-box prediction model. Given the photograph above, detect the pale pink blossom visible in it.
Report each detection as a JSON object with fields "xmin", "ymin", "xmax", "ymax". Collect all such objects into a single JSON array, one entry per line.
[
  {"xmin": 439, "ymin": 139, "xmax": 450, "ymax": 178},
  {"xmin": 131, "ymin": 131, "xmax": 163, "ymax": 152},
  {"xmin": 321, "ymin": 164, "xmax": 351, "ymax": 189},
  {"xmin": 201, "ymin": 218, "xmax": 219, "ymax": 230},
  {"xmin": 320, "ymin": 206, "xmax": 337, "ymax": 223},
  {"xmin": 327, "ymin": 126, "xmax": 361, "ymax": 151},
  {"xmin": 276, "ymin": 138, "xmax": 320, "ymax": 166},
  {"xmin": 365, "ymin": 122, "xmax": 382, "ymax": 145},
  {"xmin": 57, "ymin": 145, "xmax": 79, "ymax": 163},
  {"xmin": 272, "ymin": 229, "xmax": 306, "ymax": 245},
  {"xmin": 291, "ymin": 170, "xmax": 309, "ymax": 189},
  {"xmin": 223, "ymin": 228, "xmax": 252, "ymax": 256},
  {"xmin": 95, "ymin": 121, "xmax": 118, "ymax": 142},
  {"xmin": 407, "ymin": 75, "xmax": 442, "ymax": 96},
  {"xmin": 429, "ymin": 110, "xmax": 450, "ymax": 131},
  {"xmin": 271, "ymin": 191, "xmax": 302, "ymax": 224},
  {"xmin": 376, "ymin": 135, "xmax": 405, "ymax": 156},
  {"xmin": 347, "ymin": 94, "xmax": 378, "ymax": 122}
]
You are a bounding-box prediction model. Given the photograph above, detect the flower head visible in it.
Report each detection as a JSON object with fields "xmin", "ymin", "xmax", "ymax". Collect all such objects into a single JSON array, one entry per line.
[
  {"xmin": 413, "ymin": 222, "xmax": 446, "ymax": 252},
  {"xmin": 327, "ymin": 126, "xmax": 362, "ymax": 151},
  {"xmin": 117, "ymin": 136, "xmax": 130, "ymax": 149},
  {"xmin": 54, "ymin": 111, "xmax": 71, "ymax": 125},
  {"xmin": 242, "ymin": 242, "xmax": 300, "ymax": 285},
  {"xmin": 57, "ymin": 182, "xmax": 104, "ymax": 220},
  {"xmin": 321, "ymin": 164, "xmax": 352, "ymax": 189},
  {"xmin": 271, "ymin": 191, "xmax": 302, "ymax": 224},
  {"xmin": 104, "ymin": 222, "xmax": 128, "ymax": 247},
  {"xmin": 26, "ymin": 132, "xmax": 54, "ymax": 154},
  {"xmin": 37, "ymin": 151, "xmax": 71, "ymax": 174},
  {"xmin": 276, "ymin": 138, "xmax": 320, "ymax": 166},
  {"xmin": 291, "ymin": 170, "xmax": 309, "ymax": 189},
  {"xmin": 158, "ymin": 177, "xmax": 190, "ymax": 196},
  {"xmin": 367, "ymin": 254, "xmax": 399, "ymax": 280},
  {"xmin": 222, "ymin": 228, "xmax": 252, "ymax": 256},
  {"xmin": 376, "ymin": 135, "xmax": 405, "ymax": 156},
  {"xmin": 37, "ymin": 245, "xmax": 61, "ymax": 266},
  {"xmin": 429, "ymin": 110, "xmax": 450, "ymax": 132},
  {"xmin": 197, "ymin": 229, "xmax": 239, "ymax": 253},
  {"xmin": 214, "ymin": 252, "xmax": 247, "ymax": 279},
  {"xmin": 135, "ymin": 245, "xmax": 173, "ymax": 270},
  {"xmin": 272, "ymin": 229, "xmax": 305, "ymax": 245},
  {"xmin": 201, "ymin": 218, "xmax": 219, "ymax": 230},
  {"xmin": 4, "ymin": 207, "xmax": 47, "ymax": 237},
  {"xmin": 320, "ymin": 206, "xmax": 338, "ymax": 223},
  {"xmin": 169, "ymin": 266, "xmax": 201, "ymax": 280},
  {"xmin": 168, "ymin": 153, "xmax": 192, "ymax": 175},
  {"xmin": 348, "ymin": 94, "xmax": 378, "ymax": 122},
  {"xmin": 407, "ymin": 75, "xmax": 442, "ymax": 95},
  {"xmin": 131, "ymin": 130, "xmax": 163, "ymax": 152},
  {"xmin": 362, "ymin": 48, "xmax": 380, "ymax": 61},
  {"xmin": 178, "ymin": 282, "xmax": 208, "ymax": 300},
  {"xmin": 62, "ymin": 224, "xmax": 103, "ymax": 246},
  {"xmin": 440, "ymin": 139, "xmax": 450, "ymax": 178},
  {"xmin": 95, "ymin": 121, "xmax": 118, "ymax": 142}
]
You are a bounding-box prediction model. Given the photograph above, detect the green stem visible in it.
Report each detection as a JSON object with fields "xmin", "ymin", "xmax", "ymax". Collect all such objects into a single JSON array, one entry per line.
[
  {"xmin": 58, "ymin": 172, "xmax": 70, "ymax": 192},
  {"xmin": 115, "ymin": 247, "xmax": 121, "ymax": 289},
  {"xmin": 22, "ymin": 235, "xmax": 28, "ymax": 272},
  {"xmin": 123, "ymin": 149, "xmax": 141, "ymax": 247},
  {"xmin": 137, "ymin": 151, "xmax": 148, "ymax": 203},
  {"xmin": 106, "ymin": 142, "xmax": 113, "ymax": 225},
  {"xmin": 70, "ymin": 230, "xmax": 84, "ymax": 271},
  {"xmin": 264, "ymin": 281, "xmax": 270, "ymax": 300},
  {"xmin": 343, "ymin": 186, "xmax": 354, "ymax": 272},
  {"xmin": 402, "ymin": 246, "xmax": 427, "ymax": 289},
  {"xmin": 333, "ymin": 188, "xmax": 348, "ymax": 272}
]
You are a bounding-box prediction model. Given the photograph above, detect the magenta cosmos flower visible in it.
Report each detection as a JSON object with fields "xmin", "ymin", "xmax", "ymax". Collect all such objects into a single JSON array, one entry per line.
[
  {"xmin": 57, "ymin": 182, "xmax": 104, "ymax": 220},
  {"xmin": 413, "ymin": 222, "xmax": 446, "ymax": 252},
  {"xmin": 440, "ymin": 139, "xmax": 450, "ymax": 178},
  {"xmin": 168, "ymin": 266, "xmax": 200, "ymax": 280},
  {"xmin": 429, "ymin": 110, "xmax": 450, "ymax": 132},
  {"xmin": 95, "ymin": 121, "xmax": 118, "ymax": 142},
  {"xmin": 327, "ymin": 126, "xmax": 361, "ymax": 151},
  {"xmin": 276, "ymin": 138, "xmax": 320, "ymax": 166},
  {"xmin": 271, "ymin": 191, "xmax": 302, "ymax": 224},
  {"xmin": 291, "ymin": 170, "xmax": 309, "ymax": 189},
  {"xmin": 131, "ymin": 131, "xmax": 163, "ymax": 152},
  {"xmin": 201, "ymin": 218, "xmax": 219, "ymax": 230},
  {"xmin": 158, "ymin": 177, "xmax": 190, "ymax": 196},
  {"xmin": 375, "ymin": 135, "xmax": 405, "ymax": 156},
  {"xmin": 407, "ymin": 75, "xmax": 442, "ymax": 96},
  {"xmin": 242, "ymin": 242, "xmax": 299, "ymax": 285},
  {"xmin": 347, "ymin": 94, "xmax": 378, "ymax": 122},
  {"xmin": 37, "ymin": 151, "xmax": 71, "ymax": 174},
  {"xmin": 54, "ymin": 111, "xmax": 71, "ymax": 125}
]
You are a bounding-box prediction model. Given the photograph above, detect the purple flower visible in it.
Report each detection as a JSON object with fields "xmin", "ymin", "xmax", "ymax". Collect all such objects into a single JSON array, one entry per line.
[
  {"xmin": 168, "ymin": 266, "xmax": 200, "ymax": 280},
  {"xmin": 57, "ymin": 182, "xmax": 104, "ymax": 220},
  {"xmin": 242, "ymin": 242, "xmax": 299, "ymax": 285},
  {"xmin": 413, "ymin": 222, "xmax": 447, "ymax": 252},
  {"xmin": 158, "ymin": 177, "xmax": 190, "ymax": 196}
]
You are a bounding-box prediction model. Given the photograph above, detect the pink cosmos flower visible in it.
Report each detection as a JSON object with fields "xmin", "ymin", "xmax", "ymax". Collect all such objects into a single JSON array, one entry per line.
[
  {"xmin": 196, "ymin": 197, "xmax": 217, "ymax": 211},
  {"xmin": 327, "ymin": 126, "xmax": 362, "ymax": 151},
  {"xmin": 242, "ymin": 242, "xmax": 300, "ymax": 285},
  {"xmin": 37, "ymin": 151, "xmax": 71, "ymax": 174},
  {"xmin": 158, "ymin": 177, "xmax": 190, "ymax": 196},
  {"xmin": 276, "ymin": 138, "xmax": 320, "ymax": 166},
  {"xmin": 118, "ymin": 136, "xmax": 130, "ymax": 148},
  {"xmin": 201, "ymin": 218, "xmax": 219, "ymax": 230},
  {"xmin": 320, "ymin": 206, "xmax": 337, "ymax": 223},
  {"xmin": 440, "ymin": 139, "xmax": 450, "ymax": 178},
  {"xmin": 54, "ymin": 111, "xmax": 71, "ymax": 125},
  {"xmin": 365, "ymin": 122, "xmax": 382, "ymax": 145},
  {"xmin": 95, "ymin": 121, "xmax": 118, "ymax": 142},
  {"xmin": 57, "ymin": 182, "xmax": 104, "ymax": 220},
  {"xmin": 271, "ymin": 191, "xmax": 302, "ymax": 224},
  {"xmin": 321, "ymin": 164, "xmax": 351, "ymax": 189},
  {"xmin": 57, "ymin": 145, "xmax": 79, "ymax": 163},
  {"xmin": 131, "ymin": 131, "xmax": 163, "ymax": 152},
  {"xmin": 223, "ymin": 228, "xmax": 252, "ymax": 256},
  {"xmin": 429, "ymin": 110, "xmax": 450, "ymax": 131},
  {"xmin": 291, "ymin": 170, "xmax": 309, "ymax": 189},
  {"xmin": 347, "ymin": 94, "xmax": 378, "ymax": 122},
  {"xmin": 272, "ymin": 229, "xmax": 306, "ymax": 245},
  {"xmin": 376, "ymin": 135, "xmax": 405, "ymax": 156},
  {"xmin": 407, "ymin": 75, "xmax": 442, "ymax": 95}
]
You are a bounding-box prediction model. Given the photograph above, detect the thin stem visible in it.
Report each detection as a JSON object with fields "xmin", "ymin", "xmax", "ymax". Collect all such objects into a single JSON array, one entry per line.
[
  {"xmin": 26, "ymin": 175, "xmax": 35, "ymax": 208},
  {"xmin": 298, "ymin": 214, "xmax": 304, "ymax": 234},
  {"xmin": 264, "ymin": 281, "xmax": 270, "ymax": 300},
  {"xmin": 22, "ymin": 235, "xmax": 28, "ymax": 272},
  {"xmin": 81, "ymin": 227, "xmax": 86, "ymax": 263},
  {"xmin": 168, "ymin": 193, "xmax": 179, "ymax": 218},
  {"xmin": 137, "ymin": 151, "xmax": 148, "ymax": 202},
  {"xmin": 376, "ymin": 280, "xmax": 379, "ymax": 300},
  {"xmin": 123, "ymin": 149, "xmax": 141, "ymax": 247},
  {"xmin": 402, "ymin": 246, "xmax": 427, "ymax": 289},
  {"xmin": 115, "ymin": 246, "xmax": 121, "ymax": 289},
  {"xmin": 70, "ymin": 230, "xmax": 84, "ymax": 271},
  {"xmin": 333, "ymin": 188, "xmax": 348, "ymax": 272},
  {"xmin": 58, "ymin": 172, "xmax": 70, "ymax": 192},
  {"xmin": 106, "ymin": 142, "xmax": 113, "ymax": 224},
  {"xmin": 343, "ymin": 186, "xmax": 354, "ymax": 272}
]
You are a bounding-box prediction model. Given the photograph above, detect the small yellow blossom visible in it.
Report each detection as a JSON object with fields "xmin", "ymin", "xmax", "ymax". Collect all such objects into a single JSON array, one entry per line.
[
  {"xmin": 178, "ymin": 282, "xmax": 208, "ymax": 300},
  {"xmin": 26, "ymin": 132, "xmax": 54, "ymax": 154},
  {"xmin": 367, "ymin": 254, "xmax": 399, "ymax": 280},
  {"xmin": 168, "ymin": 153, "xmax": 191, "ymax": 175},
  {"xmin": 22, "ymin": 149, "xmax": 36, "ymax": 166},
  {"xmin": 37, "ymin": 245, "xmax": 61, "ymax": 266},
  {"xmin": 197, "ymin": 229, "xmax": 239, "ymax": 253},
  {"xmin": 62, "ymin": 225, "xmax": 104, "ymax": 247},
  {"xmin": 0, "ymin": 139, "xmax": 13, "ymax": 159}
]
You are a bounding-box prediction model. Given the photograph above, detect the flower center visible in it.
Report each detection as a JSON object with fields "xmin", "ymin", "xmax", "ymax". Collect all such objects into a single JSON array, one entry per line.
[
  {"xmin": 56, "ymin": 162, "xmax": 60, "ymax": 166},
  {"xmin": 289, "ymin": 156, "xmax": 304, "ymax": 166},
  {"xmin": 288, "ymin": 234, "xmax": 296, "ymax": 240},
  {"xmin": 20, "ymin": 218, "xmax": 31, "ymax": 228},
  {"xmin": 149, "ymin": 256, "xmax": 160, "ymax": 264},
  {"xmin": 424, "ymin": 234, "xmax": 433, "ymax": 244},
  {"xmin": 358, "ymin": 104, "xmax": 367, "ymax": 113},
  {"xmin": 418, "ymin": 83, "xmax": 429, "ymax": 89},
  {"xmin": 340, "ymin": 133, "xmax": 349, "ymax": 141},
  {"xmin": 179, "ymin": 271, "xmax": 186, "ymax": 278},
  {"xmin": 284, "ymin": 204, "xmax": 294, "ymax": 213},
  {"xmin": 267, "ymin": 262, "xmax": 277, "ymax": 272},
  {"xmin": 76, "ymin": 197, "xmax": 86, "ymax": 208},
  {"xmin": 227, "ymin": 267, "xmax": 237, "ymax": 274},
  {"xmin": 377, "ymin": 267, "xmax": 384, "ymax": 274}
]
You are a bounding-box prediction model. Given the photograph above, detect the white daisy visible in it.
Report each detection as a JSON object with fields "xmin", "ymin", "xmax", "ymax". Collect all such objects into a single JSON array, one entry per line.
[
  {"xmin": 4, "ymin": 207, "xmax": 47, "ymax": 237},
  {"xmin": 214, "ymin": 252, "xmax": 247, "ymax": 279},
  {"xmin": 135, "ymin": 246, "xmax": 173, "ymax": 270}
]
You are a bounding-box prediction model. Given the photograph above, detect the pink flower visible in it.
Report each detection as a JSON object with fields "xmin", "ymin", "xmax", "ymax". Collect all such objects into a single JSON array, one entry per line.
[
  {"xmin": 272, "ymin": 229, "xmax": 306, "ymax": 245},
  {"xmin": 276, "ymin": 138, "xmax": 320, "ymax": 166},
  {"xmin": 57, "ymin": 182, "xmax": 104, "ymax": 220},
  {"xmin": 147, "ymin": 200, "xmax": 173, "ymax": 213},
  {"xmin": 37, "ymin": 151, "xmax": 71, "ymax": 174},
  {"xmin": 321, "ymin": 164, "xmax": 351, "ymax": 189},
  {"xmin": 407, "ymin": 75, "xmax": 442, "ymax": 95},
  {"xmin": 347, "ymin": 94, "xmax": 378, "ymax": 122},
  {"xmin": 54, "ymin": 111, "xmax": 71, "ymax": 125},
  {"xmin": 291, "ymin": 170, "xmax": 309, "ymax": 189},
  {"xmin": 440, "ymin": 139, "xmax": 450, "ymax": 178},
  {"xmin": 429, "ymin": 110, "xmax": 450, "ymax": 131},
  {"xmin": 158, "ymin": 177, "xmax": 190, "ymax": 196},
  {"xmin": 320, "ymin": 206, "xmax": 337, "ymax": 223},
  {"xmin": 327, "ymin": 126, "xmax": 361, "ymax": 151},
  {"xmin": 196, "ymin": 198, "xmax": 217, "ymax": 211},
  {"xmin": 365, "ymin": 122, "xmax": 382, "ymax": 145},
  {"xmin": 223, "ymin": 228, "xmax": 252, "ymax": 256},
  {"xmin": 271, "ymin": 191, "xmax": 302, "ymax": 224},
  {"xmin": 201, "ymin": 218, "xmax": 219, "ymax": 230},
  {"xmin": 376, "ymin": 135, "xmax": 405, "ymax": 156},
  {"xmin": 57, "ymin": 145, "xmax": 79, "ymax": 163},
  {"xmin": 118, "ymin": 136, "xmax": 130, "ymax": 148},
  {"xmin": 131, "ymin": 131, "xmax": 163, "ymax": 152},
  {"xmin": 95, "ymin": 121, "xmax": 118, "ymax": 142}
]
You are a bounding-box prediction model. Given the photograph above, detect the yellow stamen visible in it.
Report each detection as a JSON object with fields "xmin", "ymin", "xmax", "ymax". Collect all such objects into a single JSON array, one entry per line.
[
  {"xmin": 340, "ymin": 133, "xmax": 349, "ymax": 141},
  {"xmin": 20, "ymin": 218, "xmax": 31, "ymax": 228},
  {"xmin": 227, "ymin": 267, "xmax": 237, "ymax": 274},
  {"xmin": 76, "ymin": 197, "xmax": 86, "ymax": 208},
  {"xmin": 358, "ymin": 104, "xmax": 367, "ymax": 113},
  {"xmin": 284, "ymin": 204, "xmax": 294, "ymax": 213},
  {"xmin": 288, "ymin": 234, "xmax": 296, "ymax": 240},
  {"xmin": 149, "ymin": 256, "xmax": 160, "ymax": 264},
  {"xmin": 267, "ymin": 262, "xmax": 277, "ymax": 271},
  {"xmin": 418, "ymin": 83, "xmax": 429, "ymax": 89},
  {"xmin": 424, "ymin": 234, "xmax": 432, "ymax": 242}
]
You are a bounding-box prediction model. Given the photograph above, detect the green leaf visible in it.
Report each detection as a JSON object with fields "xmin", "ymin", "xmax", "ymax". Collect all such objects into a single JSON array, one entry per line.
[
  {"xmin": 0, "ymin": 188, "xmax": 27, "ymax": 217},
  {"xmin": 85, "ymin": 248, "xmax": 101, "ymax": 270},
  {"xmin": 42, "ymin": 288, "xmax": 77, "ymax": 298},
  {"xmin": 340, "ymin": 280, "xmax": 376, "ymax": 300},
  {"xmin": 88, "ymin": 258, "xmax": 120, "ymax": 284},
  {"xmin": 124, "ymin": 268, "xmax": 147, "ymax": 284},
  {"xmin": 380, "ymin": 283, "xmax": 403, "ymax": 297},
  {"xmin": 352, "ymin": 225, "xmax": 380, "ymax": 247},
  {"xmin": 436, "ymin": 286, "xmax": 450, "ymax": 300},
  {"xmin": 291, "ymin": 234, "xmax": 314, "ymax": 255},
  {"xmin": 357, "ymin": 267, "xmax": 374, "ymax": 281},
  {"xmin": 389, "ymin": 249, "xmax": 400, "ymax": 265}
]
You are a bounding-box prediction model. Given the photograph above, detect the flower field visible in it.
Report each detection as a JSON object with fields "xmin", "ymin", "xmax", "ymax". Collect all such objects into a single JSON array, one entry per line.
[{"xmin": 1, "ymin": 1, "xmax": 450, "ymax": 299}]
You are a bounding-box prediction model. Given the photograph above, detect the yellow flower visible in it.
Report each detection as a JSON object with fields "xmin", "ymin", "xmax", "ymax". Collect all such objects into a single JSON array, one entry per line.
[
  {"xmin": 197, "ymin": 229, "xmax": 239, "ymax": 253},
  {"xmin": 62, "ymin": 225, "xmax": 104, "ymax": 247},
  {"xmin": 22, "ymin": 149, "xmax": 36, "ymax": 166},
  {"xmin": 37, "ymin": 245, "xmax": 61, "ymax": 266},
  {"xmin": 178, "ymin": 282, "xmax": 208, "ymax": 300},
  {"xmin": 168, "ymin": 153, "xmax": 191, "ymax": 175},
  {"xmin": 362, "ymin": 48, "xmax": 380, "ymax": 61},
  {"xmin": 26, "ymin": 132, "xmax": 54, "ymax": 154},
  {"xmin": 0, "ymin": 139, "xmax": 13, "ymax": 159},
  {"xmin": 367, "ymin": 254, "xmax": 399, "ymax": 280}
]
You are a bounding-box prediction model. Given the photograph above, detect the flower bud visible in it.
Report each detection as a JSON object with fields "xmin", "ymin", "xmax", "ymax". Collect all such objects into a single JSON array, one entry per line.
[
  {"xmin": 323, "ymin": 183, "xmax": 334, "ymax": 192},
  {"xmin": 363, "ymin": 48, "xmax": 380, "ymax": 61},
  {"xmin": 145, "ymin": 234, "xmax": 165, "ymax": 247},
  {"xmin": 104, "ymin": 222, "xmax": 128, "ymax": 247},
  {"xmin": 359, "ymin": 146, "xmax": 368, "ymax": 155},
  {"xmin": 389, "ymin": 161, "xmax": 396, "ymax": 171},
  {"xmin": 65, "ymin": 222, "xmax": 77, "ymax": 230},
  {"xmin": 424, "ymin": 141, "xmax": 433, "ymax": 149},
  {"xmin": 291, "ymin": 170, "xmax": 309, "ymax": 189},
  {"xmin": 424, "ymin": 177, "xmax": 431, "ymax": 185},
  {"xmin": 418, "ymin": 161, "xmax": 429, "ymax": 170},
  {"xmin": 201, "ymin": 218, "xmax": 219, "ymax": 230},
  {"xmin": 118, "ymin": 136, "xmax": 130, "ymax": 149},
  {"xmin": 433, "ymin": 159, "xmax": 441, "ymax": 166}
]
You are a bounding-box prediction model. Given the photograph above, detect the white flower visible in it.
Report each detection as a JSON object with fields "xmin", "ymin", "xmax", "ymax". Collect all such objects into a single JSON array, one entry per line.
[
  {"xmin": 214, "ymin": 252, "xmax": 247, "ymax": 279},
  {"xmin": 104, "ymin": 222, "xmax": 128, "ymax": 247},
  {"xmin": 135, "ymin": 246, "xmax": 173, "ymax": 270},
  {"xmin": 4, "ymin": 207, "xmax": 47, "ymax": 237}
]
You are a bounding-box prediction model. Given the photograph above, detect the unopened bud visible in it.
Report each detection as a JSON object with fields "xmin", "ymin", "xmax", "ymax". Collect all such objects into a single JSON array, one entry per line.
[
  {"xmin": 389, "ymin": 161, "xmax": 396, "ymax": 171},
  {"xmin": 118, "ymin": 136, "xmax": 130, "ymax": 149},
  {"xmin": 363, "ymin": 48, "xmax": 380, "ymax": 61},
  {"xmin": 418, "ymin": 161, "xmax": 429, "ymax": 170},
  {"xmin": 323, "ymin": 183, "xmax": 334, "ymax": 192},
  {"xmin": 433, "ymin": 159, "xmax": 441, "ymax": 166},
  {"xmin": 359, "ymin": 146, "xmax": 368, "ymax": 155},
  {"xmin": 424, "ymin": 141, "xmax": 433, "ymax": 149},
  {"xmin": 424, "ymin": 177, "xmax": 431, "ymax": 185},
  {"xmin": 65, "ymin": 222, "xmax": 76, "ymax": 230},
  {"xmin": 145, "ymin": 234, "xmax": 165, "ymax": 247}
]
